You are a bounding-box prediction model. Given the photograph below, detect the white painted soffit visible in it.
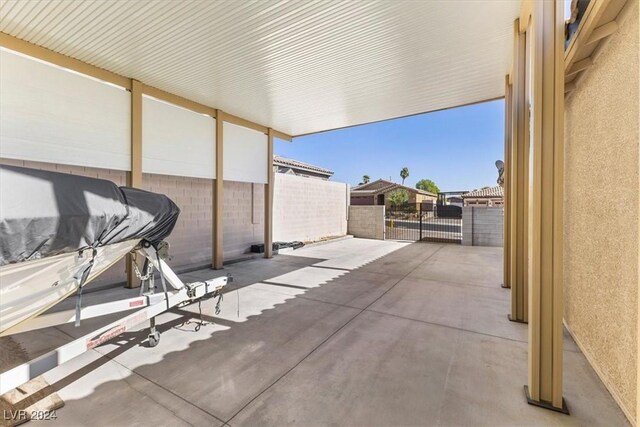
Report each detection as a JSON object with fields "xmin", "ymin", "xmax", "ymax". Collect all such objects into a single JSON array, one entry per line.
[{"xmin": 0, "ymin": 0, "xmax": 520, "ymax": 136}]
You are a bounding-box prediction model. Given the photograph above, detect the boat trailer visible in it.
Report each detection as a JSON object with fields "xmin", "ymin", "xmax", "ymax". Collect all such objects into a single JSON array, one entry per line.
[{"xmin": 0, "ymin": 243, "xmax": 228, "ymax": 396}]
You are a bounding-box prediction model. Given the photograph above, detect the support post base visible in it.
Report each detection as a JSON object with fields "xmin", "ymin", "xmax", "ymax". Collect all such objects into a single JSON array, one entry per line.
[
  {"xmin": 508, "ymin": 314, "xmax": 527, "ymax": 324},
  {"xmin": 524, "ymin": 385, "xmax": 570, "ymax": 415}
]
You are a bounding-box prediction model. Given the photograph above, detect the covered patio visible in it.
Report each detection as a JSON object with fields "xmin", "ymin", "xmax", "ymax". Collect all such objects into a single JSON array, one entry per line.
[
  {"xmin": 5, "ymin": 238, "xmax": 627, "ymax": 425},
  {"xmin": 1, "ymin": 0, "xmax": 637, "ymax": 424}
]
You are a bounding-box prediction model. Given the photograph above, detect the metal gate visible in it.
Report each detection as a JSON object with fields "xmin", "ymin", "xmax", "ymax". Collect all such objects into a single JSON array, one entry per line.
[{"xmin": 385, "ymin": 203, "xmax": 462, "ymax": 243}]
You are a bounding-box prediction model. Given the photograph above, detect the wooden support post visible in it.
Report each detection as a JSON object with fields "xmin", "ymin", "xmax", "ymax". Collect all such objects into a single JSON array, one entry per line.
[
  {"xmin": 509, "ymin": 19, "xmax": 529, "ymax": 323},
  {"xmin": 526, "ymin": 0, "xmax": 567, "ymax": 413},
  {"xmin": 264, "ymin": 129, "xmax": 274, "ymax": 258},
  {"xmin": 130, "ymin": 80, "xmax": 143, "ymax": 188},
  {"xmin": 213, "ymin": 111, "xmax": 224, "ymax": 269},
  {"xmin": 126, "ymin": 80, "xmax": 143, "ymax": 288},
  {"xmin": 503, "ymin": 74, "xmax": 512, "ymax": 289}
]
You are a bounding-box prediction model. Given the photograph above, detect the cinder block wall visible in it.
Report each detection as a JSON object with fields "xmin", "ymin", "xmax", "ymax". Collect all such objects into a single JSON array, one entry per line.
[
  {"xmin": 563, "ymin": 2, "xmax": 638, "ymax": 422},
  {"xmin": 142, "ymin": 177, "xmax": 265, "ymax": 263},
  {"xmin": 0, "ymin": 159, "xmax": 266, "ymax": 285},
  {"xmin": 462, "ymin": 207, "xmax": 503, "ymax": 247},
  {"xmin": 273, "ymin": 173, "xmax": 349, "ymax": 242},
  {"xmin": 142, "ymin": 173, "xmax": 212, "ymax": 270},
  {"xmin": 348, "ymin": 206, "xmax": 385, "ymax": 240},
  {"xmin": 1, "ymin": 159, "xmax": 353, "ymax": 285},
  {"xmin": 223, "ymin": 180, "xmax": 264, "ymax": 259}
]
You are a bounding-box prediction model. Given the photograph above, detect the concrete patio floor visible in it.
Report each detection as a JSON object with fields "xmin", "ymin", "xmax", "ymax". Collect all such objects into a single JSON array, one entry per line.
[{"xmin": 2, "ymin": 238, "xmax": 629, "ymax": 426}]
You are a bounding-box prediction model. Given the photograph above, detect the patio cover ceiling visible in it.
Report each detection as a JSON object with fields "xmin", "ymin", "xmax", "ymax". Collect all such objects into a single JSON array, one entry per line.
[{"xmin": 0, "ymin": 0, "xmax": 520, "ymax": 137}]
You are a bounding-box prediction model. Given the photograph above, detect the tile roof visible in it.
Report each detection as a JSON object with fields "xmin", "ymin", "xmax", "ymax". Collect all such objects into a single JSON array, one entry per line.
[
  {"xmin": 274, "ymin": 155, "xmax": 333, "ymax": 176},
  {"xmin": 351, "ymin": 179, "xmax": 436, "ymax": 197},
  {"xmin": 462, "ymin": 185, "xmax": 504, "ymax": 198}
]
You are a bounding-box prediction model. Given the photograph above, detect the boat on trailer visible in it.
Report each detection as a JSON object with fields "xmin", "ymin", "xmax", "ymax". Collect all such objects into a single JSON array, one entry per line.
[{"xmin": 0, "ymin": 165, "xmax": 228, "ymax": 394}]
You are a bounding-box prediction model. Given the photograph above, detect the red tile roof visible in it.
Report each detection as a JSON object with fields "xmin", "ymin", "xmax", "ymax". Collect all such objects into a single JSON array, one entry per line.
[
  {"xmin": 351, "ymin": 179, "xmax": 436, "ymax": 197},
  {"xmin": 274, "ymin": 155, "xmax": 333, "ymax": 176},
  {"xmin": 462, "ymin": 185, "xmax": 504, "ymax": 198}
]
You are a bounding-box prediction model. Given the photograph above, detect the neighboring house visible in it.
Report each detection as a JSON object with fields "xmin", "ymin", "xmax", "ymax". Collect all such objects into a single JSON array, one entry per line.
[
  {"xmin": 446, "ymin": 195, "xmax": 464, "ymax": 207},
  {"xmin": 461, "ymin": 185, "xmax": 504, "ymax": 207},
  {"xmin": 438, "ymin": 191, "xmax": 468, "ymax": 207},
  {"xmin": 273, "ymin": 155, "xmax": 333, "ymax": 180},
  {"xmin": 350, "ymin": 179, "xmax": 437, "ymax": 209}
]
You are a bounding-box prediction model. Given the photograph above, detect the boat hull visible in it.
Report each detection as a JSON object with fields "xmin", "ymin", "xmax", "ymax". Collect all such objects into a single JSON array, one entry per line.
[{"xmin": 0, "ymin": 240, "xmax": 138, "ymax": 335}]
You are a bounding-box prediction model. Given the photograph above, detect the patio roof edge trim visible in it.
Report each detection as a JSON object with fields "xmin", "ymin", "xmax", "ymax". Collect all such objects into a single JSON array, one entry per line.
[{"xmin": 292, "ymin": 96, "xmax": 505, "ymax": 139}]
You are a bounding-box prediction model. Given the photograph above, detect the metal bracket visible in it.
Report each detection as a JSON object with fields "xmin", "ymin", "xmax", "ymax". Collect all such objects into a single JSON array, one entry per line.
[
  {"xmin": 524, "ymin": 385, "xmax": 570, "ymax": 415},
  {"xmin": 508, "ymin": 314, "xmax": 528, "ymax": 324}
]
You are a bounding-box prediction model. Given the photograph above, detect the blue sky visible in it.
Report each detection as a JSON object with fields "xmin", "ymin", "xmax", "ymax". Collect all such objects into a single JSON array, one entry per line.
[{"xmin": 275, "ymin": 99, "xmax": 504, "ymax": 192}]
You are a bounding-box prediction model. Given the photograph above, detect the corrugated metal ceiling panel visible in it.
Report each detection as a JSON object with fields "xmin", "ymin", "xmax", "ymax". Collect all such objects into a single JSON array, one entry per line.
[{"xmin": 0, "ymin": 0, "xmax": 520, "ymax": 136}]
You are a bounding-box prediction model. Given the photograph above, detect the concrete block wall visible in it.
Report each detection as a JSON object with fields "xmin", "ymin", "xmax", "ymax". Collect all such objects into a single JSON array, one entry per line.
[
  {"xmin": 273, "ymin": 173, "xmax": 349, "ymax": 242},
  {"xmin": 0, "ymin": 159, "xmax": 265, "ymax": 284},
  {"xmin": 141, "ymin": 178, "xmax": 264, "ymax": 264},
  {"xmin": 142, "ymin": 173, "xmax": 213, "ymax": 269},
  {"xmin": 348, "ymin": 206, "xmax": 385, "ymax": 240},
  {"xmin": 1, "ymin": 159, "xmax": 351, "ymax": 284},
  {"xmin": 223, "ymin": 180, "xmax": 264, "ymax": 259},
  {"xmin": 462, "ymin": 207, "xmax": 503, "ymax": 247}
]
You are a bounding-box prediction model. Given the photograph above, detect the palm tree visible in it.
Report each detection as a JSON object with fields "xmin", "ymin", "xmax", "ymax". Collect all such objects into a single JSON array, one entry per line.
[
  {"xmin": 362, "ymin": 175, "xmax": 370, "ymax": 184},
  {"xmin": 400, "ymin": 167, "xmax": 409, "ymax": 185}
]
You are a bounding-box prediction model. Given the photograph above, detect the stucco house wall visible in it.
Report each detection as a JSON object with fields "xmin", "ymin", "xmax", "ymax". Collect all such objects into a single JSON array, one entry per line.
[
  {"xmin": 563, "ymin": 2, "xmax": 639, "ymax": 422},
  {"xmin": 382, "ymin": 191, "xmax": 436, "ymax": 210},
  {"xmin": 351, "ymin": 195, "xmax": 374, "ymax": 205}
]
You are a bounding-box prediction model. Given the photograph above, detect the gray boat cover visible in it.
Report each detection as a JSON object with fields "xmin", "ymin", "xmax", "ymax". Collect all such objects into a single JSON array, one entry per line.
[{"xmin": 0, "ymin": 165, "xmax": 180, "ymax": 266}]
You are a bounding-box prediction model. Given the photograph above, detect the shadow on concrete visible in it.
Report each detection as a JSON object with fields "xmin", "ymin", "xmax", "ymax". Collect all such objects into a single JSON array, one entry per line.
[{"xmin": 2, "ymin": 240, "xmax": 630, "ymax": 426}]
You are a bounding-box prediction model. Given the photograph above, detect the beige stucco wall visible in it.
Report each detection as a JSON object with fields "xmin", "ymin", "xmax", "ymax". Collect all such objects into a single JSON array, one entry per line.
[
  {"xmin": 273, "ymin": 173, "xmax": 349, "ymax": 242},
  {"xmin": 564, "ymin": 2, "xmax": 639, "ymax": 422}
]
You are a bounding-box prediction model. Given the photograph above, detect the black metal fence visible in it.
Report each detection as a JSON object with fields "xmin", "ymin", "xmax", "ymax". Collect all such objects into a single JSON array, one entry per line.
[{"xmin": 385, "ymin": 203, "xmax": 462, "ymax": 243}]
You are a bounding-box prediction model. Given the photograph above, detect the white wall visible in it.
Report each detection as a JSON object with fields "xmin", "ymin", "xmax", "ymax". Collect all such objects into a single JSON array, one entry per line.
[
  {"xmin": 142, "ymin": 95, "xmax": 215, "ymax": 179},
  {"xmin": 273, "ymin": 173, "xmax": 349, "ymax": 242},
  {"xmin": 0, "ymin": 48, "xmax": 131, "ymax": 170},
  {"xmin": 223, "ymin": 122, "xmax": 268, "ymax": 184}
]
